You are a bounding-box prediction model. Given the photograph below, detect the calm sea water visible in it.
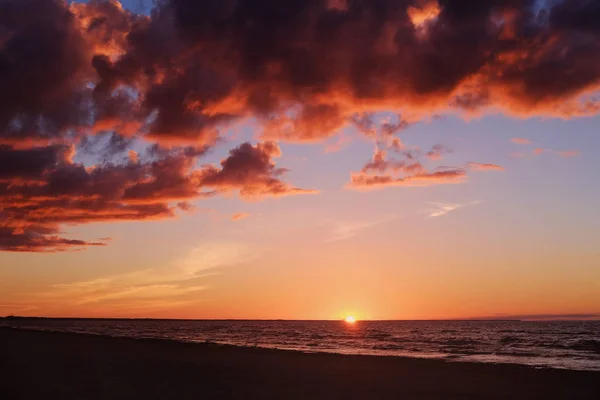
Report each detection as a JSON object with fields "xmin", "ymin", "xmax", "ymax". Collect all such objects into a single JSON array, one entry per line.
[{"xmin": 2, "ymin": 319, "xmax": 600, "ymax": 371}]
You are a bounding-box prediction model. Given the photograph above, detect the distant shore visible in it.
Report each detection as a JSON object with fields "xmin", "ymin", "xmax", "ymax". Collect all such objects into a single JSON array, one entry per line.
[{"xmin": 1, "ymin": 327, "xmax": 599, "ymax": 399}]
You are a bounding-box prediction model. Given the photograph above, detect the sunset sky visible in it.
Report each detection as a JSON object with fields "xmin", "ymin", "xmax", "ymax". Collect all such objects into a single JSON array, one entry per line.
[{"xmin": 1, "ymin": 0, "xmax": 599, "ymax": 320}]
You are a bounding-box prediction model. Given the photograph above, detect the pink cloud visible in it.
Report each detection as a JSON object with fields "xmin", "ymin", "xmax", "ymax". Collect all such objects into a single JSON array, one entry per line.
[
  {"xmin": 511, "ymin": 138, "xmax": 532, "ymax": 145},
  {"xmin": 348, "ymin": 146, "xmax": 468, "ymax": 190},
  {"xmin": 467, "ymin": 162, "xmax": 505, "ymax": 171},
  {"xmin": 231, "ymin": 213, "xmax": 250, "ymax": 221},
  {"xmin": 533, "ymin": 148, "xmax": 580, "ymax": 158}
]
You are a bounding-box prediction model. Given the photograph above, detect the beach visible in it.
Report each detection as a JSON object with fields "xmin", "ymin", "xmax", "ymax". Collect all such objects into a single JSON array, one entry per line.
[{"xmin": 1, "ymin": 327, "xmax": 599, "ymax": 399}]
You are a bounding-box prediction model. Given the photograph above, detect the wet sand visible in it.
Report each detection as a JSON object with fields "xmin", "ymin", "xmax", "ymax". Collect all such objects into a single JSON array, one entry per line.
[{"xmin": 1, "ymin": 327, "xmax": 599, "ymax": 399}]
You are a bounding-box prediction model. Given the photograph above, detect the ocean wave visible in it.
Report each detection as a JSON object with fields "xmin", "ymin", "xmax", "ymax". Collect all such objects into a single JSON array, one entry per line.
[
  {"xmin": 493, "ymin": 351, "xmax": 543, "ymax": 358},
  {"xmin": 4, "ymin": 320, "xmax": 600, "ymax": 371},
  {"xmin": 535, "ymin": 339, "xmax": 600, "ymax": 354},
  {"xmin": 441, "ymin": 349, "xmax": 488, "ymax": 356},
  {"xmin": 371, "ymin": 344, "xmax": 405, "ymax": 351},
  {"xmin": 440, "ymin": 339, "xmax": 480, "ymax": 347},
  {"xmin": 568, "ymin": 339, "xmax": 600, "ymax": 354},
  {"xmin": 499, "ymin": 336, "xmax": 521, "ymax": 344}
]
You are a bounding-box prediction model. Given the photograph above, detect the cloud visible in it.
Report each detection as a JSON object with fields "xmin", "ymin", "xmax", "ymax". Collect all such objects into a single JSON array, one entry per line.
[
  {"xmin": 198, "ymin": 142, "xmax": 318, "ymax": 198},
  {"xmin": 555, "ymin": 150, "xmax": 580, "ymax": 158},
  {"xmin": 0, "ymin": 142, "xmax": 306, "ymax": 252},
  {"xmin": 510, "ymin": 138, "xmax": 532, "ymax": 145},
  {"xmin": 467, "ymin": 162, "xmax": 505, "ymax": 171},
  {"xmin": 327, "ymin": 215, "xmax": 399, "ymax": 242},
  {"xmin": 37, "ymin": 241, "xmax": 259, "ymax": 307},
  {"xmin": 99, "ymin": 0, "xmax": 600, "ymax": 125},
  {"xmin": 349, "ymin": 141, "xmax": 507, "ymax": 190},
  {"xmin": 2, "ymin": 0, "xmax": 598, "ymax": 250},
  {"xmin": 533, "ymin": 148, "xmax": 581, "ymax": 158},
  {"xmin": 360, "ymin": 149, "xmax": 405, "ymax": 174},
  {"xmin": 231, "ymin": 212, "xmax": 250, "ymax": 221},
  {"xmin": 349, "ymin": 169, "xmax": 467, "ymax": 189},
  {"xmin": 426, "ymin": 144, "xmax": 452, "ymax": 160},
  {"xmin": 324, "ymin": 135, "xmax": 353, "ymax": 154},
  {"xmin": 3, "ymin": 0, "xmax": 600, "ymax": 148},
  {"xmin": 0, "ymin": 144, "xmax": 204, "ymax": 251},
  {"xmin": 408, "ymin": 0, "xmax": 441, "ymax": 28},
  {"xmin": 348, "ymin": 145, "xmax": 468, "ymax": 190},
  {"xmin": 427, "ymin": 200, "xmax": 480, "ymax": 218},
  {"xmin": 350, "ymin": 113, "xmax": 410, "ymax": 140},
  {"xmin": 75, "ymin": 284, "xmax": 206, "ymax": 305},
  {"xmin": 512, "ymin": 148, "xmax": 580, "ymax": 159}
]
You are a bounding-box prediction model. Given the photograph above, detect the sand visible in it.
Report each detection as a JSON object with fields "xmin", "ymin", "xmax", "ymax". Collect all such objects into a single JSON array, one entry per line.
[{"xmin": 1, "ymin": 327, "xmax": 599, "ymax": 399}]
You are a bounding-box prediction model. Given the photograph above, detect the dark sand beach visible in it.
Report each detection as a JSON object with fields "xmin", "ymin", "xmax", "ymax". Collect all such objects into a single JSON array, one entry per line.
[{"xmin": 1, "ymin": 327, "xmax": 599, "ymax": 399}]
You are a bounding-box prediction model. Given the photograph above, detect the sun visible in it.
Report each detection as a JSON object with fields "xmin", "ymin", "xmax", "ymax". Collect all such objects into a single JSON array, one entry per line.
[{"xmin": 344, "ymin": 315, "xmax": 356, "ymax": 323}]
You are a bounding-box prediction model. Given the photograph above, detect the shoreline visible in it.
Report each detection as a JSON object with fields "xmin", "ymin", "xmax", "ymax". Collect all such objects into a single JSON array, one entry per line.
[
  {"xmin": 2, "ymin": 327, "xmax": 599, "ymax": 399},
  {"xmin": 2, "ymin": 325, "xmax": 599, "ymax": 372},
  {"xmin": 0, "ymin": 326, "xmax": 540, "ymax": 367}
]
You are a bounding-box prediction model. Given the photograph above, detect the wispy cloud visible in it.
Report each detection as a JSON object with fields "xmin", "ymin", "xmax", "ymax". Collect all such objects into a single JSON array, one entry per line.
[
  {"xmin": 467, "ymin": 162, "xmax": 505, "ymax": 171},
  {"xmin": 510, "ymin": 138, "xmax": 531, "ymax": 145},
  {"xmin": 231, "ymin": 212, "xmax": 250, "ymax": 221},
  {"xmin": 75, "ymin": 285, "xmax": 206, "ymax": 305},
  {"xmin": 426, "ymin": 201, "xmax": 480, "ymax": 218},
  {"xmin": 555, "ymin": 150, "xmax": 580, "ymax": 158},
  {"xmin": 513, "ymin": 148, "xmax": 580, "ymax": 159},
  {"xmin": 534, "ymin": 148, "xmax": 580, "ymax": 158},
  {"xmin": 35, "ymin": 242, "xmax": 262, "ymax": 309},
  {"xmin": 324, "ymin": 135, "xmax": 353, "ymax": 153},
  {"xmin": 326, "ymin": 215, "xmax": 400, "ymax": 242},
  {"xmin": 426, "ymin": 144, "xmax": 452, "ymax": 160}
]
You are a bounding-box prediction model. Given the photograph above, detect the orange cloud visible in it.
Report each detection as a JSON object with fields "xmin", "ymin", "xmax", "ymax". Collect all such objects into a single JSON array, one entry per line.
[
  {"xmin": 511, "ymin": 138, "xmax": 532, "ymax": 145},
  {"xmin": 231, "ymin": 213, "xmax": 250, "ymax": 221},
  {"xmin": 555, "ymin": 150, "xmax": 580, "ymax": 158},
  {"xmin": 348, "ymin": 145, "xmax": 467, "ymax": 190},
  {"xmin": 1, "ymin": 0, "xmax": 597, "ymax": 251},
  {"xmin": 349, "ymin": 169, "xmax": 466, "ymax": 189},
  {"xmin": 533, "ymin": 149, "xmax": 580, "ymax": 158},
  {"xmin": 324, "ymin": 135, "xmax": 353, "ymax": 154},
  {"xmin": 408, "ymin": 0, "xmax": 441, "ymax": 27},
  {"xmin": 0, "ymin": 142, "xmax": 308, "ymax": 252},
  {"xmin": 467, "ymin": 162, "xmax": 505, "ymax": 172},
  {"xmin": 426, "ymin": 144, "xmax": 452, "ymax": 161},
  {"xmin": 5, "ymin": 0, "xmax": 600, "ymax": 148}
]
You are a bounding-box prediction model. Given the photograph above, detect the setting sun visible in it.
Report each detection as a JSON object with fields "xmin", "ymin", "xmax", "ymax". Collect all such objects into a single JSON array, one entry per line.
[{"xmin": 345, "ymin": 316, "xmax": 356, "ymax": 324}]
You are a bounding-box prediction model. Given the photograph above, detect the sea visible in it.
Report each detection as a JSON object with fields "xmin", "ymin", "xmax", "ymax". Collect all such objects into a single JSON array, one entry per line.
[{"xmin": 2, "ymin": 318, "xmax": 599, "ymax": 371}]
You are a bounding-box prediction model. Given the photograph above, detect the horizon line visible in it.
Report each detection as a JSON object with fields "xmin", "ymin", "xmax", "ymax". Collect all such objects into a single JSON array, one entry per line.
[{"xmin": 3, "ymin": 315, "xmax": 600, "ymax": 322}]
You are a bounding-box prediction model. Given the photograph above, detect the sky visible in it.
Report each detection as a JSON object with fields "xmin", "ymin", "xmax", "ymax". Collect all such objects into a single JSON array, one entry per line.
[{"xmin": 1, "ymin": 0, "xmax": 599, "ymax": 320}]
